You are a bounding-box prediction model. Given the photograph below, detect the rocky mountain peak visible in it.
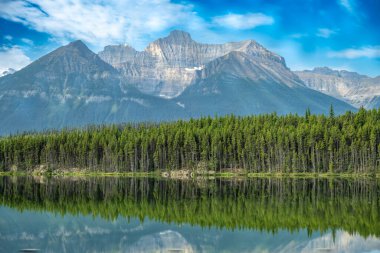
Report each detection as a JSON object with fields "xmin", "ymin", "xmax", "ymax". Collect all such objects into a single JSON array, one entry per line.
[
  {"xmin": 163, "ymin": 30, "xmax": 193, "ymax": 44},
  {"xmin": 147, "ymin": 30, "xmax": 194, "ymax": 48},
  {"xmin": 102, "ymin": 44, "xmax": 137, "ymax": 53},
  {"xmin": 308, "ymin": 67, "xmax": 366, "ymax": 79},
  {"xmin": 311, "ymin": 67, "xmax": 336, "ymax": 75},
  {"xmin": 295, "ymin": 67, "xmax": 380, "ymax": 108},
  {"xmin": 42, "ymin": 39, "xmax": 98, "ymax": 63},
  {"xmin": 236, "ymin": 40, "xmax": 286, "ymax": 66},
  {"xmin": 98, "ymin": 44, "xmax": 139, "ymax": 66},
  {"xmin": 12, "ymin": 39, "xmax": 117, "ymax": 81},
  {"xmin": 68, "ymin": 40, "xmax": 87, "ymax": 48},
  {"xmin": 98, "ymin": 30, "xmax": 294, "ymax": 97}
]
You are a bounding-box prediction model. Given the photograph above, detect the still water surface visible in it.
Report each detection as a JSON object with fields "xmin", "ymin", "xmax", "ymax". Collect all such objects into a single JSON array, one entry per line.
[{"xmin": 0, "ymin": 176, "xmax": 379, "ymax": 253}]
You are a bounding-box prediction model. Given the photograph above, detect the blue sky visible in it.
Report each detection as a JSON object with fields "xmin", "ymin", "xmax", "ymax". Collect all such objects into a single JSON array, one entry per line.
[{"xmin": 0, "ymin": 0, "xmax": 379, "ymax": 76}]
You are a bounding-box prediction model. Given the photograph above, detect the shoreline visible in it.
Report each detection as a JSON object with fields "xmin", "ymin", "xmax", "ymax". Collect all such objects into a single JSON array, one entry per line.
[{"xmin": 0, "ymin": 171, "xmax": 379, "ymax": 179}]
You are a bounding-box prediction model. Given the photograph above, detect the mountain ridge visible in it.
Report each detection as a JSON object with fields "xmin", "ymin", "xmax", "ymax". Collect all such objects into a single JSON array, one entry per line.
[
  {"xmin": 177, "ymin": 50, "xmax": 353, "ymax": 116},
  {"xmin": 0, "ymin": 30, "xmax": 357, "ymax": 135}
]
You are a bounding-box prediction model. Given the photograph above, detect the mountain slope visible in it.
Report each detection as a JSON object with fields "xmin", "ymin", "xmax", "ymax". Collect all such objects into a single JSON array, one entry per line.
[
  {"xmin": 177, "ymin": 52, "xmax": 355, "ymax": 116},
  {"xmin": 295, "ymin": 67, "xmax": 380, "ymax": 108},
  {"xmin": 0, "ymin": 41, "xmax": 186, "ymax": 134}
]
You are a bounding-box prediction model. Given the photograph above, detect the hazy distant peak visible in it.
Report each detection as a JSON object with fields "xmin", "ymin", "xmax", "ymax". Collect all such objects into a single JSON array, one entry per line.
[
  {"xmin": 155, "ymin": 30, "xmax": 194, "ymax": 44},
  {"xmin": 311, "ymin": 66, "xmax": 336, "ymax": 75},
  {"xmin": 296, "ymin": 66, "xmax": 380, "ymax": 108},
  {"xmin": 67, "ymin": 40, "xmax": 89, "ymax": 50},
  {"xmin": 168, "ymin": 30, "xmax": 192, "ymax": 40},
  {"xmin": 102, "ymin": 44, "xmax": 137, "ymax": 52},
  {"xmin": 69, "ymin": 39, "xmax": 85, "ymax": 46},
  {"xmin": 306, "ymin": 67, "xmax": 367, "ymax": 79}
]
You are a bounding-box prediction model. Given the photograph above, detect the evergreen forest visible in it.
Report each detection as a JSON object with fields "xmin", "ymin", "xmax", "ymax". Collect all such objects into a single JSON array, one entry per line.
[{"xmin": 1, "ymin": 108, "xmax": 380, "ymax": 174}]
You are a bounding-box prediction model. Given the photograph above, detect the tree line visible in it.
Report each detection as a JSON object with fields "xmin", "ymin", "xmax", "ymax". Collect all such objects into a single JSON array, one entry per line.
[
  {"xmin": 1, "ymin": 108, "xmax": 380, "ymax": 173},
  {"xmin": 1, "ymin": 176, "xmax": 379, "ymax": 237}
]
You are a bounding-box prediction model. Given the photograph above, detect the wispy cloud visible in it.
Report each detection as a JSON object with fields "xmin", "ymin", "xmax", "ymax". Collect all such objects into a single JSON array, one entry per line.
[
  {"xmin": 316, "ymin": 28, "xmax": 337, "ymax": 38},
  {"xmin": 4, "ymin": 35, "xmax": 13, "ymax": 41},
  {"xmin": 339, "ymin": 0, "xmax": 354, "ymax": 12},
  {"xmin": 0, "ymin": 0, "xmax": 206, "ymax": 49},
  {"xmin": 328, "ymin": 46, "xmax": 380, "ymax": 58},
  {"xmin": 21, "ymin": 38, "xmax": 34, "ymax": 46},
  {"xmin": 212, "ymin": 13, "xmax": 274, "ymax": 30},
  {"xmin": 0, "ymin": 46, "xmax": 31, "ymax": 73},
  {"xmin": 290, "ymin": 33, "xmax": 308, "ymax": 39}
]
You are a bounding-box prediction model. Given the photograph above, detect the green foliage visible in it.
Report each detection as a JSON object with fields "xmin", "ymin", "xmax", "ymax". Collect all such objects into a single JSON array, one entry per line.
[
  {"xmin": 1, "ymin": 109, "xmax": 380, "ymax": 173},
  {"xmin": 329, "ymin": 104, "xmax": 335, "ymax": 118},
  {"xmin": 1, "ymin": 176, "xmax": 379, "ymax": 237}
]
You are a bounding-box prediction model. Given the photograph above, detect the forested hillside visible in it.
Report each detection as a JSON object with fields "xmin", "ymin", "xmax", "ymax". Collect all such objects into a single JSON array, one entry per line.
[{"xmin": 1, "ymin": 108, "xmax": 380, "ymax": 174}]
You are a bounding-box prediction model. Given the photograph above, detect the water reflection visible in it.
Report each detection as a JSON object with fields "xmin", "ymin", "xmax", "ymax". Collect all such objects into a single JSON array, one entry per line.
[{"xmin": 0, "ymin": 176, "xmax": 379, "ymax": 252}]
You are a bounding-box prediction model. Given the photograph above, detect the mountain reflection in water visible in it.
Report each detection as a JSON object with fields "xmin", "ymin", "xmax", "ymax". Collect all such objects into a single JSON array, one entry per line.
[{"xmin": 0, "ymin": 176, "xmax": 379, "ymax": 253}]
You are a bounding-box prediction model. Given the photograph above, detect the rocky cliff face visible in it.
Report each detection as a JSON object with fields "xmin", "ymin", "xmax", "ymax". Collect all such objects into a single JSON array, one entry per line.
[
  {"xmin": 98, "ymin": 30, "xmax": 286, "ymax": 98},
  {"xmin": 295, "ymin": 67, "xmax": 380, "ymax": 108}
]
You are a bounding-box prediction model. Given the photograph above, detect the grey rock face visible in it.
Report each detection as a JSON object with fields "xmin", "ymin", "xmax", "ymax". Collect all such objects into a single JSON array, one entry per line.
[
  {"xmin": 295, "ymin": 67, "xmax": 380, "ymax": 108},
  {"xmin": 98, "ymin": 30, "xmax": 285, "ymax": 98}
]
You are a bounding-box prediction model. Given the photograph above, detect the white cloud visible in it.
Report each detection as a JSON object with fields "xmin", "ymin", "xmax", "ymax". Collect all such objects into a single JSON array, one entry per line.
[
  {"xmin": 328, "ymin": 46, "xmax": 380, "ymax": 59},
  {"xmin": 212, "ymin": 13, "xmax": 274, "ymax": 30},
  {"xmin": 339, "ymin": 0, "xmax": 353, "ymax": 12},
  {"xmin": 290, "ymin": 33, "xmax": 308, "ymax": 39},
  {"xmin": 317, "ymin": 28, "xmax": 337, "ymax": 38},
  {"xmin": 21, "ymin": 38, "xmax": 34, "ymax": 45},
  {"xmin": 4, "ymin": 35, "xmax": 13, "ymax": 41},
  {"xmin": 0, "ymin": 0, "xmax": 206, "ymax": 49},
  {"xmin": 0, "ymin": 46, "xmax": 31, "ymax": 73}
]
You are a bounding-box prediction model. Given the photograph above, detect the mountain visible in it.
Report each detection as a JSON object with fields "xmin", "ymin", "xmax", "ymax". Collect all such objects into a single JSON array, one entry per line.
[
  {"xmin": 0, "ymin": 40, "xmax": 185, "ymax": 134},
  {"xmin": 176, "ymin": 51, "xmax": 353, "ymax": 116},
  {"xmin": 98, "ymin": 30, "xmax": 285, "ymax": 98},
  {"xmin": 0, "ymin": 31, "xmax": 356, "ymax": 135},
  {"xmin": 295, "ymin": 67, "xmax": 380, "ymax": 108}
]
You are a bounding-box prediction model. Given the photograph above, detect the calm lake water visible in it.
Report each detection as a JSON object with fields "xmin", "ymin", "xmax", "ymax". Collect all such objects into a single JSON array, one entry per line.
[{"xmin": 0, "ymin": 176, "xmax": 379, "ymax": 253}]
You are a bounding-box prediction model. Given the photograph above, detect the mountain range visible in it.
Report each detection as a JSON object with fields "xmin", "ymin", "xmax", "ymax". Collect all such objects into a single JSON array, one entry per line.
[
  {"xmin": 1, "ymin": 30, "xmax": 373, "ymax": 135},
  {"xmin": 295, "ymin": 67, "xmax": 380, "ymax": 109}
]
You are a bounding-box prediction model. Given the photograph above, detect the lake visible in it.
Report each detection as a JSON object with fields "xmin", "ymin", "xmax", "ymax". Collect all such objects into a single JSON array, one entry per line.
[{"xmin": 0, "ymin": 176, "xmax": 379, "ymax": 253}]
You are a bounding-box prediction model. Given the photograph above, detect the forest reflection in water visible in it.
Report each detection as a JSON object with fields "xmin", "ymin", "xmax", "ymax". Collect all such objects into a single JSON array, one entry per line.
[{"xmin": 0, "ymin": 176, "xmax": 379, "ymax": 252}]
